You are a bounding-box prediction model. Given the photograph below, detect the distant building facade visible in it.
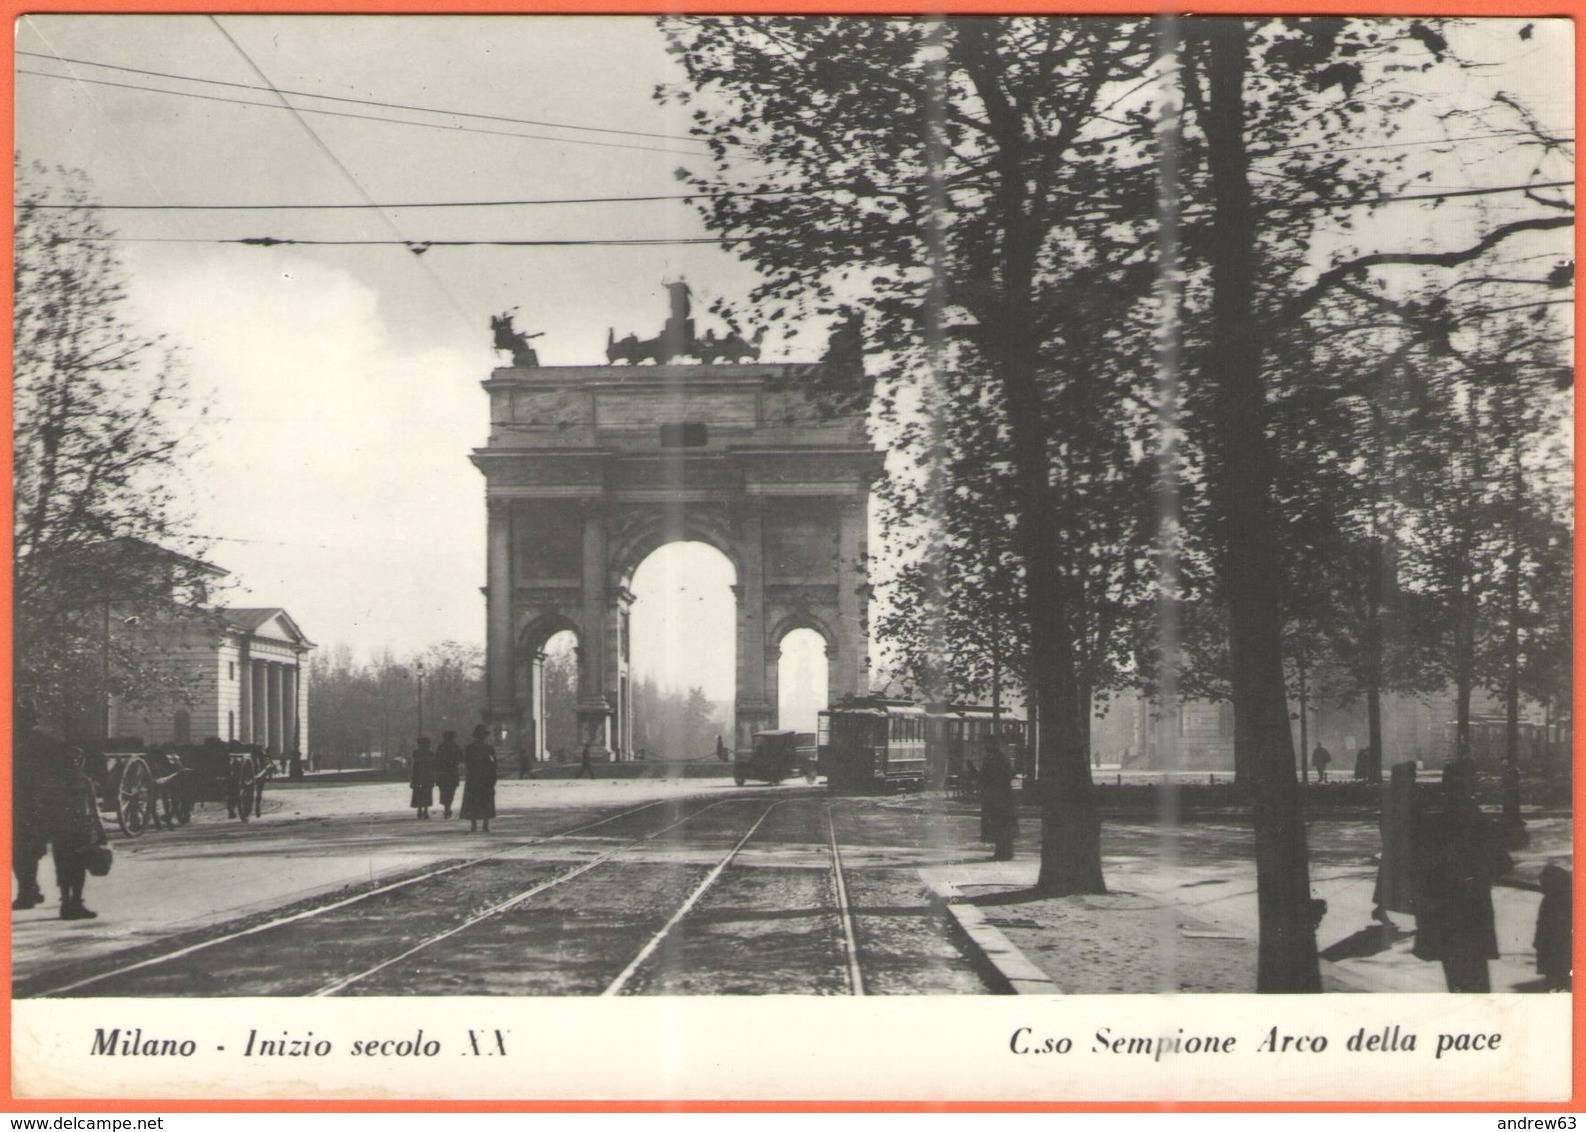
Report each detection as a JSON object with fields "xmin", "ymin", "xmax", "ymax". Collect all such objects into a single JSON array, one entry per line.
[{"xmin": 1090, "ymin": 689, "xmax": 1566, "ymax": 774}]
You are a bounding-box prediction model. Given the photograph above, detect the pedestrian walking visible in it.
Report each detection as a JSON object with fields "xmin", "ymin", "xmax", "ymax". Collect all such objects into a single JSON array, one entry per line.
[
  {"xmin": 12, "ymin": 711, "xmax": 57, "ymax": 910},
  {"xmin": 715, "ymin": 735, "xmax": 729, "ymax": 763},
  {"xmin": 1534, "ymin": 863, "xmax": 1572, "ymax": 991},
  {"xmin": 460, "ymin": 724, "xmax": 498, "ymax": 833},
  {"xmin": 575, "ymin": 742, "xmax": 595, "ymax": 780},
  {"xmin": 1311, "ymin": 742, "xmax": 1333, "ymax": 783},
  {"xmin": 517, "ymin": 745, "xmax": 533, "ymax": 779},
  {"xmin": 50, "ymin": 747, "xmax": 108, "ymax": 920},
  {"xmin": 1371, "ymin": 761, "xmax": 1419, "ymax": 926},
  {"xmin": 409, "ymin": 736, "xmax": 436, "ymax": 819},
  {"xmin": 978, "ymin": 737, "xmax": 1018, "ymax": 862},
  {"xmin": 435, "ymin": 731, "xmax": 463, "ymax": 817},
  {"xmin": 1411, "ymin": 758, "xmax": 1512, "ymax": 992}
]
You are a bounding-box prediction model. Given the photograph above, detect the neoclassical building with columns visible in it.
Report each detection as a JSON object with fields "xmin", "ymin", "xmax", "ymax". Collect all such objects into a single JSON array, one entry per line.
[{"xmin": 113, "ymin": 605, "xmax": 314, "ymax": 759}]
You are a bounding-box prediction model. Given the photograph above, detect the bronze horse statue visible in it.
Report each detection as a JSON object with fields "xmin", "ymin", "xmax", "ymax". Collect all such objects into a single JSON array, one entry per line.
[{"xmin": 491, "ymin": 312, "xmax": 543, "ymax": 367}]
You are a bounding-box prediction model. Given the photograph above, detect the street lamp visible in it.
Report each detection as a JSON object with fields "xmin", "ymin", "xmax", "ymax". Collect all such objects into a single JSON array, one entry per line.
[{"xmin": 416, "ymin": 661, "xmax": 427, "ymax": 739}]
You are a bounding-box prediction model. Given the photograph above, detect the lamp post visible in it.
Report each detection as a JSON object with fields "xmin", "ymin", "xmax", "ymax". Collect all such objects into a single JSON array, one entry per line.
[{"xmin": 416, "ymin": 661, "xmax": 427, "ymax": 739}]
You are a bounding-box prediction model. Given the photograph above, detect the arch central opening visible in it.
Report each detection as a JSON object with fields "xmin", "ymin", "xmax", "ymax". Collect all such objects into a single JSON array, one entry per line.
[
  {"xmin": 628, "ymin": 541, "xmax": 736, "ymax": 762},
  {"xmin": 778, "ymin": 628, "xmax": 829, "ymax": 735}
]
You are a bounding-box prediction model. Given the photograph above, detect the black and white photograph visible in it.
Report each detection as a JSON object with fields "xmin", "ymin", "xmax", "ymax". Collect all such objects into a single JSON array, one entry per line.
[{"xmin": 9, "ymin": 13, "xmax": 1574, "ymax": 1103}]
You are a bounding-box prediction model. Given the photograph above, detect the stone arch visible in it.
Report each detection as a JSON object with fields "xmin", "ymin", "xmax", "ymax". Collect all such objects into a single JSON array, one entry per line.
[
  {"xmin": 610, "ymin": 513, "xmax": 743, "ymax": 595},
  {"xmin": 474, "ymin": 355, "xmax": 881, "ymax": 762},
  {"xmin": 771, "ymin": 620, "xmax": 834, "ymax": 736},
  {"xmin": 770, "ymin": 611, "xmax": 837, "ymax": 655},
  {"xmin": 517, "ymin": 613, "xmax": 582, "ymax": 764}
]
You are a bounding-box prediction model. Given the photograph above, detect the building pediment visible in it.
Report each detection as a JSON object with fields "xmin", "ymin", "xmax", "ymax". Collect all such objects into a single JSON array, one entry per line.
[{"xmin": 221, "ymin": 607, "xmax": 316, "ymax": 650}]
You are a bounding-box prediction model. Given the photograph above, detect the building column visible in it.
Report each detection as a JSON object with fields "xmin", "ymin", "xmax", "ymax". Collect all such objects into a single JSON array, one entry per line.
[
  {"xmin": 282, "ymin": 665, "xmax": 299, "ymax": 754},
  {"xmin": 576, "ymin": 500, "xmax": 614, "ymax": 756},
  {"xmin": 734, "ymin": 500, "xmax": 773, "ymax": 751},
  {"xmin": 237, "ymin": 640, "xmax": 253, "ymax": 743},
  {"xmin": 251, "ymin": 662, "xmax": 268, "ymax": 748},
  {"xmin": 836, "ymin": 496, "xmax": 868, "ymax": 698},
  {"xmin": 485, "ymin": 498, "xmax": 518, "ymax": 750},
  {"xmin": 266, "ymin": 663, "xmax": 283, "ymax": 756}
]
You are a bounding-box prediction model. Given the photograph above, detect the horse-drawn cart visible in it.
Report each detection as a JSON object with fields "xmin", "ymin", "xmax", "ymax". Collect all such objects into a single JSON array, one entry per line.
[
  {"xmin": 88, "ymin": 740, "xmax": 272, "ymax": 834},
  {"xmin": 88, "ymin": 745, "xmax": 165, "ymax": 837},
  {"xmin": 161, "ymin": 741, "xmax": 273, "ymax": 824}
]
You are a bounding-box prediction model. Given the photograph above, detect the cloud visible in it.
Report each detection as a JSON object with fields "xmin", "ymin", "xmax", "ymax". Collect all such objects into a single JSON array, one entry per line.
[{"xmin": 128, "ymin": 248, "xmax": 487, "ymax": 658}]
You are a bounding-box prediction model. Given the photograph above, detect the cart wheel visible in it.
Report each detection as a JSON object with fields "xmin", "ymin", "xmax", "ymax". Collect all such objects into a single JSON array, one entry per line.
[
  {"xmin": 733, "ymin": 767, "xmax": 747, "ymax": 787},
  {"xmin": 117, "ymin": 759, "xmax": 153, "ymax": 837},
  {"xmin": 236, "ymin": 778, "xmax": 255, "ymax": 822}
]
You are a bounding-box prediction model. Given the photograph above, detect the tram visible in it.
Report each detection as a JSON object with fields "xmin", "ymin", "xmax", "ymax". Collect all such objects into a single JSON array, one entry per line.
[
  {"xmin": 817, "ymin": 698, "xmax": 928, "ymax": 793},
  {"xmin": 817, "ymin": 698, "xmax": 1031, "ymax": 793},
  {"xmin": 924, "ymin": 704, "xmax": 1031, "ymax": 790}
]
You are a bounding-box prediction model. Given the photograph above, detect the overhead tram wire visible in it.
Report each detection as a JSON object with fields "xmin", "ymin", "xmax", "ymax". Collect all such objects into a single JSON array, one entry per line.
[
  {"xmin": 21, "ymin": 51, "xmax": 1563, "ymax": 164},
  {"xmin": 46, "ymin": 180, "xmax": 1576, "ymax": 248},
  {"xmin": 15, "ymin": 48, "xmax": 704, "ymax": 146},
  {"xmin": 30, "ymin": 189, "xmax": 810, "ymax": 212},
  {"xmin": 205, "ymin": 16, "xmax": 471, "ymax": 323},
  {"xmin": 17, "ymin": 68, "xmax": 711, "ymax": 158}
]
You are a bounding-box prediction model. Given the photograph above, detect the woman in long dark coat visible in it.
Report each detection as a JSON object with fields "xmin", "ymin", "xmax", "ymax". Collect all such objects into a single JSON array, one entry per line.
[
  {"xmin": 409, "ymin": 736, "xmax": 436, "ymax": 819},
  {"xmin": 460, "ymin": 724, "xmax": 498, "ymax": 833},
  {"xmin": 1412, "ymin": 758, "xmax": 1512, "ymax": 992},
  {"xmin": 978, "ymin": 737, "xmax": 1018, "ymax": 862}
]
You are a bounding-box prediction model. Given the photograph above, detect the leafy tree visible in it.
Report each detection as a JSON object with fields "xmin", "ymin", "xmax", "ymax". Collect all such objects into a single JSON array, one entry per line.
[
  {"xmin": 664, "ymin": 16, "xmax": 1165, "ymax": 894},
  {"xmin": 1178, "ymin": 16, "xmax": 1570, "ymax": 988},
  {"xmin": 13, "ymin": 160, "xmax": 211, "ymax": 736},
  {"xmin": 307, "ymin": 643, "xmax": 485, "ymax": 768}
]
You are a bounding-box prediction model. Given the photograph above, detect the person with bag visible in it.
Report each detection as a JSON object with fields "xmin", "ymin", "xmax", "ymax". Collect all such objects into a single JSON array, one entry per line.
[{"xmin": 50, "ymin": 747, "xmax": 108, "ymax": 921}]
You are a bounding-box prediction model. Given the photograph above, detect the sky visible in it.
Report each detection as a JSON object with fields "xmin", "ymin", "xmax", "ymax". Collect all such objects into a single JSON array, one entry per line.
[
  {"xmin": 13, "ymin": 15, "xmax": 1574, "ymax": 709},
  {"xmin": 15, "ymin": 14, "xmax": 785, "ymax": 697}
]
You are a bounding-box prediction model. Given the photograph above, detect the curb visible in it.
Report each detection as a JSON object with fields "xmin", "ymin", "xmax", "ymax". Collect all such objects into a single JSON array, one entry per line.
[{"xmin": 918, "ymin": 868, "xmax": 1062, "ymax": 995}]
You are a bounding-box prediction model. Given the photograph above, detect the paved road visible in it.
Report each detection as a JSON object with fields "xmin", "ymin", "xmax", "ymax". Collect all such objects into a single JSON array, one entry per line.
[{"xmin": 16, "ymin": 786, "xmax": 1000, "ymax": 998}]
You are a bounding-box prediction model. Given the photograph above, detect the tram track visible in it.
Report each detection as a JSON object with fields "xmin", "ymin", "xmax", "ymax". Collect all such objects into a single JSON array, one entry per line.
[
  {"xmin": 25, "ymin": 795, "xmax": 721, "ymax": 998},
  {"xmin": 24, "ymin": 790, "xmax": 996, "ymax": 998}
]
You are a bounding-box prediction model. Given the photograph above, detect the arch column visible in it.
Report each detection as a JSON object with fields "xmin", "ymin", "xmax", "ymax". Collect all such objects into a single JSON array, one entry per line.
[
  {"xmin": 835, "ymin": 497, "xmax": 869, "ymax": 697},
  {"xmin": 734, "ymin": 501, "xmax": 773, "ymax": 751},
  {"xmin": 485, "ymin": 498, "xmax": 519, "ymax": 749},
  {"xmin": 577, "ymin": 500, "xmax": 615, "ymax": 757}
]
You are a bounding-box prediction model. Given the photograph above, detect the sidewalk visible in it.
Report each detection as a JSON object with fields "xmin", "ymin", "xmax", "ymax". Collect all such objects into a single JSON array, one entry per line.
[{"xmin": 921, "ymin": 812, "xmax": 1571, "ymax": 995}]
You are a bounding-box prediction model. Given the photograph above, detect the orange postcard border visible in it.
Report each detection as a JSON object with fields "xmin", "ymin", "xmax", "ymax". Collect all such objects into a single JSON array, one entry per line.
[{"xmin": 0, "ymin": 0, "xmax": 1579, "ymax": 1113}]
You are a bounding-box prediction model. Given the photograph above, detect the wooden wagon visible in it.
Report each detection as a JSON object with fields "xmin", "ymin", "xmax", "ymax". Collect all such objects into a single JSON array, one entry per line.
[
  {"xmin": 86, "ymin": 743, "xmax": 166, "ymax": 837},
  {"xmin": 159, "ymin": 740, "xmax": 274, "ymax": 824}
]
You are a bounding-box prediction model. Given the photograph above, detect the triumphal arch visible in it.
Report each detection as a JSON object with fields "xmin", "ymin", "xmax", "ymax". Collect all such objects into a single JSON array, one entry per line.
[{"xmin": 473, "ymin": 292, "xmax": 881, "ymax": 760}]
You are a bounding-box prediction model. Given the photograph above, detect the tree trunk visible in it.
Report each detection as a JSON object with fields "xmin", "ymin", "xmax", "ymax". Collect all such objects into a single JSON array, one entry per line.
[
  {"xmin": 1197, "ymin": 19, "xmax": 1320, "ymax": 992},
  {"xmin": 1364, "ymin": 537, "xmax": 1385, "ymax": 783},
  {"xmin": 955, "ymin": 23, "xmax": 1105, "ymax": 895}
]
